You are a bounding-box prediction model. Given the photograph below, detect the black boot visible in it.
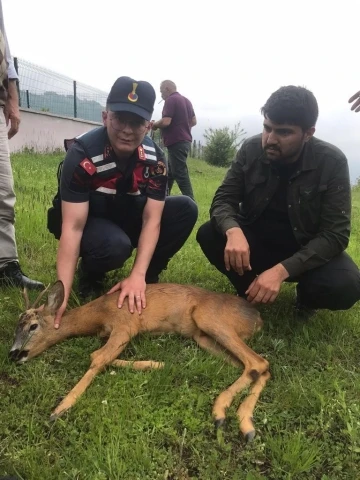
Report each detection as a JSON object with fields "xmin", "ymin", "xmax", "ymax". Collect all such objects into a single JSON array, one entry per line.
[
  {"xmin": 145, "ymin": 273, "xmax": 159, "ymax": 284},
  {"xmin": 0, "ymin": 261, "xmax": 44, "ymax": 290},
  {"xmin": 145, "ymin": 258, "xmax": 170, "ymax": 284},
  {"xmin": 77, "ymin": 261, "xmax": 105, "ymax": 298},
  {"xmin": 294, "ymin": 287, "xmax": 316, "ymax": 321}
]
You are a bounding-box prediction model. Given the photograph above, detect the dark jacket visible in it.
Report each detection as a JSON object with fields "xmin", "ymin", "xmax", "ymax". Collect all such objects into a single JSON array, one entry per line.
[{"xmin": 210, "ymin": 134, "xmax": 352, "ymax": 278}]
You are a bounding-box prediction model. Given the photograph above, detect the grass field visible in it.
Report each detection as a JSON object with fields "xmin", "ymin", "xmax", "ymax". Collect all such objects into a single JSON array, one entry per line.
[{"xmin": 1, "ymin": 152, "xmax": 359, "ymax": 479}]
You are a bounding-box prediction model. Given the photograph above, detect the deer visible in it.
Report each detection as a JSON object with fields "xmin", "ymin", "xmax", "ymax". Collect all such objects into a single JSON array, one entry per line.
[{"xmin": 9, "ymin": 280, "xmax": 270, "ymax": 442}]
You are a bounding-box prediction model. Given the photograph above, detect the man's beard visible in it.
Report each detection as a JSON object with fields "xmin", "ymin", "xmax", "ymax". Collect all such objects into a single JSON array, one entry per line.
[{"xmin": 264, "ymin": 144, "xmax": 303, "ymax": 165}]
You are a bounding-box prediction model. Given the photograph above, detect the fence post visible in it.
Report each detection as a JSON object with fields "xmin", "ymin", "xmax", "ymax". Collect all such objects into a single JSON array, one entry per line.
[
  {"xmin": 26, "ymin": 89, "xmax": 30, "ymax": 109},
  {"xmin": 13, "ymin": 57, "xmax": 21, "ymax": 107},
  {"xmin": 73, "ymin": 80, "xmax": 77, "ymax": 118}
]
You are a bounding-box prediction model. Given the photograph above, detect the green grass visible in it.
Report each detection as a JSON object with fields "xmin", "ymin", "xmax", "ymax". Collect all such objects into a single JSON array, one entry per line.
[{"xmin": 1, "ymin": 153, "xmax": 360, "ymax": 479}]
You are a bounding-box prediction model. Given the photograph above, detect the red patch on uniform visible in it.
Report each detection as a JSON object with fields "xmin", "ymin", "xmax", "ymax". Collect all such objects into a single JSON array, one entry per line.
[
  {"xmin": 138, "ymin": 146, "xmax": 146, "ymax": 160},
  {"xmin": 80, "ymin": 158, "xmax": 97, "ymax": 176},
  {"xmin": 104, "ymin": 144, "xmax": 112, "ymax": 159}
]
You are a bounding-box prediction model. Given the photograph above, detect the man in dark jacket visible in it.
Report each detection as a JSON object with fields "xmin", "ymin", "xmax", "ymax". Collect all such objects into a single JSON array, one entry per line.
[{"xmin": 197, "ymin": 85, "xmax": 360, "ymax": 317}]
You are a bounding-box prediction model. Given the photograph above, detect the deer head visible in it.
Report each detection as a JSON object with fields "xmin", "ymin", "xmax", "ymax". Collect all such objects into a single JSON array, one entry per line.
[{"xmin": 9, "ymin": 281, "xmax": 65, "ymax": 364}]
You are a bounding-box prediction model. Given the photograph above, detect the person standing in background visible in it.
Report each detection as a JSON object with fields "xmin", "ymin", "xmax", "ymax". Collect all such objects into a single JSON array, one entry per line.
[
  {"xmin": 0, "ymin": 1, "xmax": 44, "ymax": 290},
  {"xmin": 152, "ymin": 80, "xmax": 197, "ymax": 201}
]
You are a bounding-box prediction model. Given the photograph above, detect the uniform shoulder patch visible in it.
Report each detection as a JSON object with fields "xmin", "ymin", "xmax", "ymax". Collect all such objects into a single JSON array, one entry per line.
[
  {"xmin": 79, "ymin": 158, "xmax": 97, "ymax": 176},
  {"xmin": 151, "ymin": 161, "xmax": 167, "ymax": 176}
]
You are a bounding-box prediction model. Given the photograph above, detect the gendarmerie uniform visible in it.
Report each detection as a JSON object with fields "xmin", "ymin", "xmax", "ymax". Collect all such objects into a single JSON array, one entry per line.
[{"xmin": 51, "ymin": 126, "xmax": 197, "ymax": 282}]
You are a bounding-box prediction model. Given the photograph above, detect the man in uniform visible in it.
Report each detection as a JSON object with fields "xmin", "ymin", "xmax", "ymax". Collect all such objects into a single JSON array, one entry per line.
[{"xmin": 48, "ymin": 76, "xmax": 198, "ymax": 328}]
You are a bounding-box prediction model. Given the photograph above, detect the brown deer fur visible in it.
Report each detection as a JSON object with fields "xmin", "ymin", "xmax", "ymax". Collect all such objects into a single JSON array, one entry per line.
[{"xmin": 9, "ymin": 281, "xmax": 270, "ymax": 442}]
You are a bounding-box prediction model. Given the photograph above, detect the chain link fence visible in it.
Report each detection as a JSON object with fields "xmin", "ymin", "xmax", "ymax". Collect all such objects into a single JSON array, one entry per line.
[
  {"xmin": 14, "ymin": 57, "xmax": 107, "ymax": 123},
  {"xmin": 12, "ymin": 57, "xmax": 201, "ymax": 155}
]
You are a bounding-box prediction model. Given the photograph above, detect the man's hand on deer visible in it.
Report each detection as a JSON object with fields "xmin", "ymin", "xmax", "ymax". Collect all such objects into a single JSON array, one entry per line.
[
  {"xmin": 107, "ymin": 272, "xmax": 147, "ymax": 314},
  {"xmin": 54, "ymin": 300, "xmax": 67, "ymax": 329},
  {"xmin": 245, "ymin": 264, "xmax": 289, "ymax": 304}
]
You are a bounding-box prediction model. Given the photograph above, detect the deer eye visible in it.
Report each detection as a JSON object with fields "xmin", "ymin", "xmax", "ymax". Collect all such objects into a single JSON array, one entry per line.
[{"xmin": 29, "ymin": 324, "xmax": 38, "ymax": 331}]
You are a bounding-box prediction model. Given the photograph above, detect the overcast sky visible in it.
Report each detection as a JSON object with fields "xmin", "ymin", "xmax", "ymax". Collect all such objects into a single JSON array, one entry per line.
[{"xmin": 3, "ymin": 0, "xmax": 360, "ymax": 181}]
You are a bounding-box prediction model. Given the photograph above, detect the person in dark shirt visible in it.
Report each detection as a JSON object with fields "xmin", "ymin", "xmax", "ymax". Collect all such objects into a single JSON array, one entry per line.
[
  {"xmin": 197, "ymin": 85, "xmax": 360, "ymax": 319},
  {"xmin": 152, "ymin": 80, "xmax": 196, "ymax": 200},
  {"xmin": 51, "ymin": 76, "xmax": 198, "ymax": 329}
]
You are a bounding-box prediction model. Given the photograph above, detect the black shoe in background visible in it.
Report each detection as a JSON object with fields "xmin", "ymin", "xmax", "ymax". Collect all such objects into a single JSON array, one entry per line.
[
  {"xmin": 0, "ymin": 261, "xmax": 44, "ymax": 290},
  {"xmin": 145, "ymin": 274, "xmax": 159, "ymax": 284},
  {"xmin": 294, "ymin": 298, "xmax": 316, "ymax": 322},
  {"xmin": 294, "ymin": 287, "xmax": 316, "ymax": 321},
  {"xmin": 145, "ymin": 260, "xmax": 168, "ymax": 284},
  {"xmin": 77, "ymin": 262, "xmax": 105, "ymax": 298}
]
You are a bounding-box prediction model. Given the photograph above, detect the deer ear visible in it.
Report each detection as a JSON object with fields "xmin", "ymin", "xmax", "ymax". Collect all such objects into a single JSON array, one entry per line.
[{"xmin": 46, "ymin": 281, "xmax": 65, "ymax": 315}]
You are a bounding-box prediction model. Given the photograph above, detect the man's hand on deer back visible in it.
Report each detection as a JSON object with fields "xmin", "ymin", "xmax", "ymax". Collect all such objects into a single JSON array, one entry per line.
[{"xmin": 107, "ymin": 272, "xmax": 147, "ymax": 315}]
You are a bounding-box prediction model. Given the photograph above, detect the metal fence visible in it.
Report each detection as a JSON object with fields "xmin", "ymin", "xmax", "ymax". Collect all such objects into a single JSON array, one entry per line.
[
  {"xmin": 12, "ymin": 58, "xmax": 202, "ymax": 156},
  {"xmin": 14, "ymin": 57, "xmax": 107, "ymax": 123}
]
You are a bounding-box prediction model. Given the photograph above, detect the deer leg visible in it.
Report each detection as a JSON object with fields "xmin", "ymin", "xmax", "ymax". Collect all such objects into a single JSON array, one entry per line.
[
  {"xmin": 50, "ymin": 332, "xmax": 131, "ymax": 420},
  {"xmin": 212, "ymin": 369, "xmax": 255, "ymax": 426},
  {"xmin": 203, "ymin": 333, "xmax": 268, "ymax": 438},
  {"xmin": 236, "ymin": 370, "xmax": 271, "ymax": 442},
  {"xmin": 192, "ymin": 331, "xmax": 242, "ymax": 368},
  {"xmin": 112, "ymin": 359, "xmax": 164, "ymax": 370}
]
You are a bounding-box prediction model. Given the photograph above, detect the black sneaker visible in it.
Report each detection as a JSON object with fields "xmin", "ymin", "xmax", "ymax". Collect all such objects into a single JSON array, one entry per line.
[
  {"xmin": 0, "ymin": 261, "xmax": 44, "ymax": 290},
  {"xmin": 77, "ymin": 262, "xmax": 105, "ymax": 298},
  {"xmin": 294, "ymin": 299, "xmax": 316, "ymax": 321},
  {"xmin": 145, "ymin": 258, "xmax": 170, "ymax": 284},
  {"xmin": 145, "ymin": 274, "xmax": 159, "ymax": 284}
]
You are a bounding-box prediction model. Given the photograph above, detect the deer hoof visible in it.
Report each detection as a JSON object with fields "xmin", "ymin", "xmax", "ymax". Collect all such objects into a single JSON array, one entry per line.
[
  {"xmin": 244, "ymin": 430, "xmax": 256, "ymax": 442},
  {"xmin": 50, "ymin": 406, "xmax": 66, "ymax": 422},
  {"xmin": 214, "ymin": 418, "xmax": 225, "ymax": 429}
]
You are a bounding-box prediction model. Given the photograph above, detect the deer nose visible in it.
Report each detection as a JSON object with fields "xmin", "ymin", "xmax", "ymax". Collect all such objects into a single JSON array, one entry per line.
[
  {"xmin": 9, "ymin": 349, "xmax": 20, "ymax": 361},
  {"xmin": 9, "ymin": 349, "xmax": 28, "ymax": 362}
]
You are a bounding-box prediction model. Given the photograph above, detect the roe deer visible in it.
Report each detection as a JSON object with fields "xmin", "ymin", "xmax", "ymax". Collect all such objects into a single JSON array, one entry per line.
[{"xmin": 9, "ymin": 280, "xmax": 270, "ymax": 441}]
